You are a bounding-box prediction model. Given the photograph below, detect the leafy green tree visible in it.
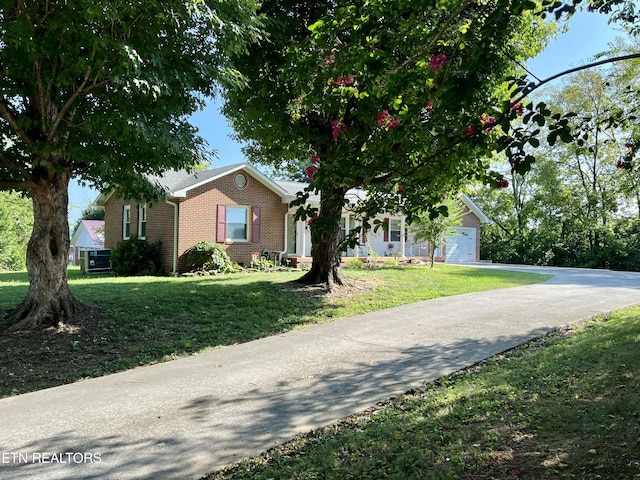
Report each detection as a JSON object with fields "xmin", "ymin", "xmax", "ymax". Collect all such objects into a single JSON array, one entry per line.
[
  {"xmin": 409, "ymin": 198, "xmax": 464, "ymax": 268},
  {"xmin": 223, "ymin": 0, "xmax": 555, "ymax": 288},
  {"xmin": 0, "ymin": 191, "xmax": 33, "ymax": 270},
  {"xmin": 0, "ymin": 1, "xmax": 261, "ymax": 331},
  {"xmin": 477, "ymin": 57, "xmax": 640, "ymax": 268}
]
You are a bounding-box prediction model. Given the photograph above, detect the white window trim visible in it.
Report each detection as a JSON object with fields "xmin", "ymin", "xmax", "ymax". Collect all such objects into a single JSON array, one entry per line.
[
  {"xmin": 123, "ymin": 205, "xmax": 131, "ymax": 240},
  {"xmin": 226, "ymin": 205, "xmax": 250, "ymax": 243},
  {"xmin": 138, "ymin": 203, "xmax": 147, "ymax": 240},
  {"xmin": 389, "ymin": 218, "xmax": 402, "ymax": 242}
]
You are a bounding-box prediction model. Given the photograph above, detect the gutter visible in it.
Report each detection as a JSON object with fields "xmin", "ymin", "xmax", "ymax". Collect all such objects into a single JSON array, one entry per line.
[{"xmin": 165, "ymin": 200, "xmax": 179, "ymax": 275}]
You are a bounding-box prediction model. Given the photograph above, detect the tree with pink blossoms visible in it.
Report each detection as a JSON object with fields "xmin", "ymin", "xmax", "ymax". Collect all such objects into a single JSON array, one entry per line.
[{"xmin": 222, "ymin": 0, "xmax": 639, "ymax": 288}]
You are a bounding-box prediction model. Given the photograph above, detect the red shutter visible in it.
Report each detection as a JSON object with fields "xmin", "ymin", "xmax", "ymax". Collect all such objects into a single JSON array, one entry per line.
[
  {"xmin": 217, "ymin": 204, "xmax": 226, "ymax": 243},
  {"xmin": 252, "ymin": 206, "xmax": 261, "ymax": 243},
  {"xmin": 383, "ymin": 218, "xmax": 389, "ymax": 242}
]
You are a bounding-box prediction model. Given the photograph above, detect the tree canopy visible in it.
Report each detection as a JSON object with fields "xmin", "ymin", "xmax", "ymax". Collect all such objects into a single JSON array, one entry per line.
[
  {"xmin": 476, "ymin": 36, "xmax": 640, "ymax": 268},
  {"xmin": 0, "ymin": 1, "xmax": 262, "ymax": 330},
  {"xmin": 223, "ymin": 0, "xmax": 556, "ymax": 286}
]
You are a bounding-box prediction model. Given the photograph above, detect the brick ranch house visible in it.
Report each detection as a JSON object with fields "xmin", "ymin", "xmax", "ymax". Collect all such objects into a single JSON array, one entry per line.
[{"xmin": 96, "ymin": 163, "xmax": 490, "ymax": 274}]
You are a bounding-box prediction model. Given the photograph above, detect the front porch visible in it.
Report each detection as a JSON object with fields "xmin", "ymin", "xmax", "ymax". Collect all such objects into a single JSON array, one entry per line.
[{"xmin": 285, "ymin": 254, "xmax": 445, "ymax": 268}]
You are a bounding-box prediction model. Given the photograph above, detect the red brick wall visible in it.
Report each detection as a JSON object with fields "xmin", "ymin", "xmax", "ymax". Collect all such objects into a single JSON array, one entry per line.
[
  {"xmin": 176, "ymin": 172, "xmax": 288, "ymax": 270},
  {"xmin": 103, "ymin": 194, "xmax": 176, "ymax": 273},
  {"xmin": 104, "ymin": 169, "xmax": 288, "ymax": 274}
]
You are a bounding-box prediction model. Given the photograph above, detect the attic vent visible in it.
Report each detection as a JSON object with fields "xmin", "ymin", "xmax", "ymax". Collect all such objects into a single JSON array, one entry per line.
[{"xmin": 234, "ymin": 173, "xmax": 247, "ymax": 189}]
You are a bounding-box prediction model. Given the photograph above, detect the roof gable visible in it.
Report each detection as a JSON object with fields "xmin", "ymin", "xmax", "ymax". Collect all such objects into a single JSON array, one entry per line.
[
  {"xmin": 95, "ymin": 163, "xmax": 291, "ymax": 205},
  {"xmin": 71, "ymin": 220, "xmax": 105, "ymax": 248},
  {"xmin": 164, "ymin": 163, "xmax": 290, "ymax": 200},
  {"xmin": 460, "ymin": 194, "xmax": 491, "ymax": 224}
]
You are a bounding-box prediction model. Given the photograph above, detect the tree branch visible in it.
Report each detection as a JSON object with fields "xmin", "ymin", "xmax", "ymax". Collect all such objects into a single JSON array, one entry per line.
[
  {"xmin": 0, "ymin": 151, "xmax": 33, "ymax": 181},
  {"xmin": 387, "ymin": 1, "xmax": 476, "ymax": 77},
  {"xmin": 516, "ymin": 53, "xmax": 640, "ymax": 104},
  {"xmin": 0, "ymin": 101, "xmax": 32, "ymax": 146},
  {"xmin": 47, "ymin": 67, "xmax": 109, "ymax": 143},
  {"xmin": 0, "ymin": 178, "xmax": 35, "ymax": 191}
]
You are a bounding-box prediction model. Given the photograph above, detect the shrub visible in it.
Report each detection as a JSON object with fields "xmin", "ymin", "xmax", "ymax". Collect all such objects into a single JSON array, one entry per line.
[
  {"xmin": 344, "ymin": 258, "xmax": 365, "ymax": 269},
  {"xmin": 250, "ymin": 256, "xmax": 273, "ymax": 271},
  {"xmin": 110, "ymin": 235, "xmax": 161, "ymax": 276},
  {"xmin": 184, "ymin": 241, "xmax": 234, "ymax": 273}
]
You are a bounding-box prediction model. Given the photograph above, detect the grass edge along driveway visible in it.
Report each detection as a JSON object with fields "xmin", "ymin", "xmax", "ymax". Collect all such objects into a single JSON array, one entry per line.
[
  {"xmin": 0, "ymin": 265, "xmax": 549, "ymax": 398},
  {"xmin": 206, "ymin": 307, "xmax": 640, "ymax": 480}
]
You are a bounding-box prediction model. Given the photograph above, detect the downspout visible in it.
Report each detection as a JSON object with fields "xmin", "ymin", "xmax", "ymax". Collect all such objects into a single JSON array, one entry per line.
[{"xmin": 166, "ymin": 200, "xmax": 179, "ymax": 275}]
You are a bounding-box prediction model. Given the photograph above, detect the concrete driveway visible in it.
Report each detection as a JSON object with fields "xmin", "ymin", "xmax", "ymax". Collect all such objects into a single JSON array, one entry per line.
[{"xmin": 1, "ymin": 265, "xmax": 640, "ymax": 479}]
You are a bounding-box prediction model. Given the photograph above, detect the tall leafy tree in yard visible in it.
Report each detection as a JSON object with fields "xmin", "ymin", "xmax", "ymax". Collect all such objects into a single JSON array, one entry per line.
[
  {"xmin": 477, "ymin": 50, "xmax": 640, "ymax": 267},
  {"xmin": 0, "ymin": 1, "xmax": 261, "ymax": 331},
  {"xmin": 223, "ymin": 0, "xmax": 555, "ymax": 288},
  {"xmin": 0, "ymin": 191, "xmax": 33, "ymax": 270}
]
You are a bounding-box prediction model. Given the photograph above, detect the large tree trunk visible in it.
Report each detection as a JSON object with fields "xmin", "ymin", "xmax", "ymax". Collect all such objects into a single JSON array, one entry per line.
[
  {"xmin": 297, "ymin": 185, "xmax": 350, "ymax": 290},
  {"xmin": 3, "ymin": 170, "xmax": 85, "ymax": 331}
]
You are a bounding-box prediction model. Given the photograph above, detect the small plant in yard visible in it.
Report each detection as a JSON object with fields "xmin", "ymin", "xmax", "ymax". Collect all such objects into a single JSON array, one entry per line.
[
  {"xmin": 344, "ymin": 258, "xmax": 366, "ymax": 269},
  {"xmin": 250, "ymin": 256, "xmax": 273, "ymax": 271},
  {"xmin": 110, "ymin": 235, "xmax": 161, "ymax": 276},
  {"xmin": 184, "ymin": 241, "xmax": 235, "ymax": 273}
]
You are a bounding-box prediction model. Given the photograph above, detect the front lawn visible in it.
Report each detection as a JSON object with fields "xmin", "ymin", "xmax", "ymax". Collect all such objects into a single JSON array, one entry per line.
[{"xmin": 0, "ymin": 265, "xmax": 547, "ymax": 398}]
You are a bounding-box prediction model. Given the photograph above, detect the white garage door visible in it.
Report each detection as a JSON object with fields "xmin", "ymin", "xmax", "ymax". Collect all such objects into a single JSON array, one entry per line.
[{"xmin": 445, "ymin": 227, "xmax": 476, "ymax": 263}]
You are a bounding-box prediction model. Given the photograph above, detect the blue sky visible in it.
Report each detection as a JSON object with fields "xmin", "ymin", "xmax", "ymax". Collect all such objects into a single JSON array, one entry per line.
[{"xmin": 68, "ymin": 9, "xmax": 626, "ymax": 223}]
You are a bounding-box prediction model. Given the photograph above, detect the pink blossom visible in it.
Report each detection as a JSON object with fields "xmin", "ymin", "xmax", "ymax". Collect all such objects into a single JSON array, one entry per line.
[
  {"xmin": 617, "ymin": 160, "xmax": 631, "ymax": 170},
  {"xmin": 480, "ymin": 114, "xmax": 497, "ymax": 132},
  {"xmin": 481, "ymin": 114, "xmax": 496, "ymax": 125},
  {"xmin": 464, "ymin": 124, "xmax": 478, "ymax": 136},
  {"xmin": 496, "ymin": 178, "xmax": 509, "ymax": 189},
  {"xmin": 377, "ymin": 110, "xmax": 401, "ymax": 130},
  {"xmin": 514, "ymin": 469, "xmax": 523, "ymax": 478},
  {"xmin": 625, "ymin": 142, "xmax": 635, "ymax": 149},
  {"xmin": 334, "ymin": 75, "xmax": 355, "ymax": 86},
  {"xmin": 377, "ymin": 110, "xmax": 390, "ymax": 127},
  {"xmin": 510, "ymin": 101, "xmax": 524, "ymax": 116},
  {"xmin": 322, "ymin": 54, "xmax": 335, "ymax": 67},
  {"xmin": 331, "ymin": 119, "xmax": 347, "ymax": 141},
  {"xmin": 310, "ymin": 154, "xmax": 320, "ymax": 164},
  {"xmin": 306, "ymin": 165, "xmax": 318, "ymax": 181},
  {"xmin": 425, "ymin": 103, "xmax": 433, "ymax": 110},
  {"xmin": 429, "ymin": 53, "xmax": 448, "ymax": 72}
]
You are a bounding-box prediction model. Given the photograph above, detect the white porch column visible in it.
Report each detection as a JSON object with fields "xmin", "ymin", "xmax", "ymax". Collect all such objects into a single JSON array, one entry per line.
[
  {"xmin": 299, "ymin": 219, "xmax": 306, "ymax": 257},
  {"xmin": 400, "ymin": 217, "xmax": 406, "ymax": 257}
]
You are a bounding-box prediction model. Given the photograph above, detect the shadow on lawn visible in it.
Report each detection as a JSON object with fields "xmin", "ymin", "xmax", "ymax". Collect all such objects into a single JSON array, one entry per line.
[
  {"xmin": 0, "ymin": 274, "xmax": 333, "ymax": 397},
  {"xmin": 0, "ymin": 327, "xmax": 571, "ymax": 480}
]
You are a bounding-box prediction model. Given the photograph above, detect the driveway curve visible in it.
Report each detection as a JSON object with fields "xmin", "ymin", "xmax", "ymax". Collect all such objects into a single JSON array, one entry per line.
[{"xmin": 1, "ymin": 265, "xmax": 640, "ymax": 480}]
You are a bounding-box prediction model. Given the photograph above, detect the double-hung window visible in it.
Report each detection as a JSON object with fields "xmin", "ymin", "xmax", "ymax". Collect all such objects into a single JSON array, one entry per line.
[
  {"xmin": 389, "ymin": 219, "xmax": 402, "ymax": 242},
  {"xmin": 226, "ymin": 206, "xmax": 249, "ymax": 242},
  {"xmin": 138, "ymin": 204, "xmax": 147, "ymax": 239},
  {"xmin": 123, "ymin": 205, "xmax": 131, "ymax": 239}
]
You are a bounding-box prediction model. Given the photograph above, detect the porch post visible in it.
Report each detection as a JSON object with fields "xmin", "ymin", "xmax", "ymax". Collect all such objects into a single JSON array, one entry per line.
[
  {"xmin": 400, "ymin": 217, "xmax": 406, "ymax": 258},
  {"xmin": 299, "ymin": 219, "xmax": 306, "ymax": 257}
]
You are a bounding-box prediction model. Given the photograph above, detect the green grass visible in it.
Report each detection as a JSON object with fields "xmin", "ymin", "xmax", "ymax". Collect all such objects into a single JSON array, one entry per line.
[
  {"xmin": 0, "ymin": 265, "xmax": 547, "ymax": 397},
  {"xmin": 206, "ymin": 308, "xmax": 640, "ymax": 480}
]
